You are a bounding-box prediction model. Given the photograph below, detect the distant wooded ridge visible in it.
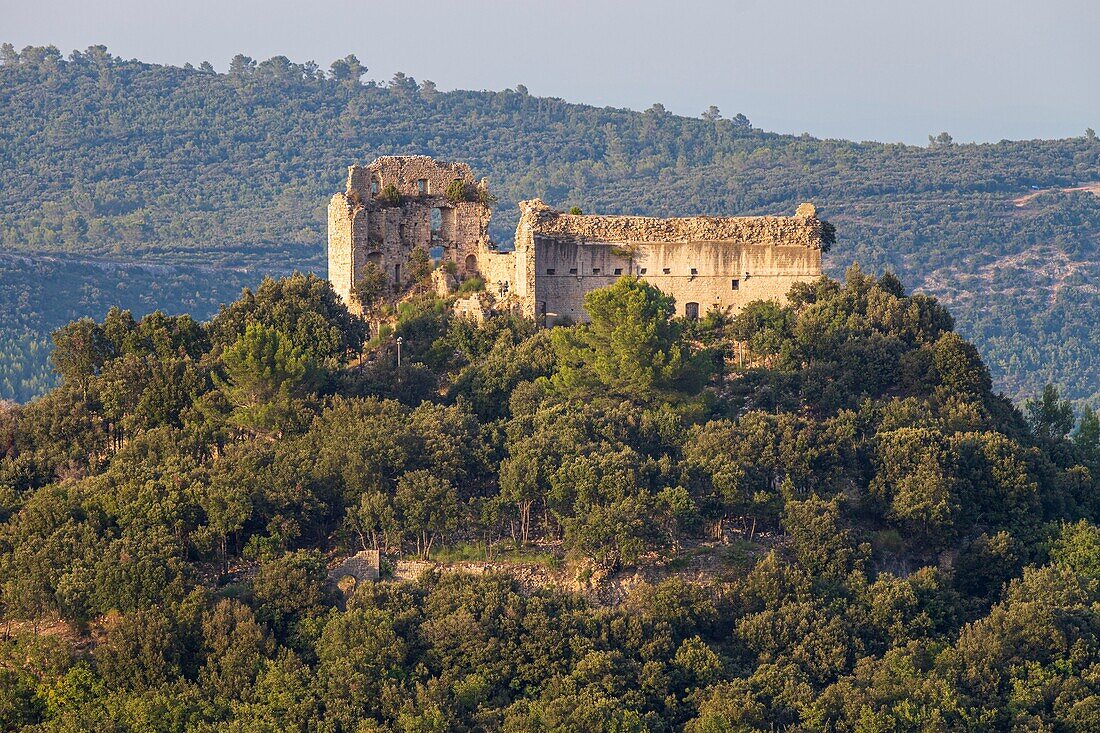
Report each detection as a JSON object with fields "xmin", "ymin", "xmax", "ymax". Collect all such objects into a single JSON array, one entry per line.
[{"xmin": 0, "ymin": 44, "xmax": 1097, "ymax": 404}]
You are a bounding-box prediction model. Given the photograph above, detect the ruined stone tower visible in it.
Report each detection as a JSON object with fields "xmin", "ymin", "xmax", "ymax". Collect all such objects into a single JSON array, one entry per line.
[{"xmin": 327, "ymin": 156, "xmax": 494, "ymax": 313}]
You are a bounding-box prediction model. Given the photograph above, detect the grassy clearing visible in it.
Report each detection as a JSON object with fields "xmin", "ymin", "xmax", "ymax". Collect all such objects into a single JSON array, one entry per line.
[{"xmin": 423, "ymin": 541, "xmax": 562, "ymax": 568}]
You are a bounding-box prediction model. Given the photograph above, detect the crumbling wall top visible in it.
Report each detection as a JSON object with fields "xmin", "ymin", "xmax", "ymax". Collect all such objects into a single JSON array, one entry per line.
[
  {"xmin": 518, "ymin": 198, "xmax": 829, "ymax": 249},
  {"xmin": 347, "ymin": 156, "xmax": 481, "ymax": 201}
]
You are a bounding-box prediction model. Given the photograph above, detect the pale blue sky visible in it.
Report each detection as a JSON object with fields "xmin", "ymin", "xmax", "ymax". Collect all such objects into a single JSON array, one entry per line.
[{"xmin": 4, "ymin": 0, "xmax": 1096, "ymax": 144}]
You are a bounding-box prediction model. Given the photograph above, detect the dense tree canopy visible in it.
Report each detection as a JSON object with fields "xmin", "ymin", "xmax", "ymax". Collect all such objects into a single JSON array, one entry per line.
[
  {"xmin": 549, "ymin": 278, "xmax": 695, "ymax": 400},
  {"xmin": 0, "ymin": 269, "xmax": 1097, "ymax": 730}
]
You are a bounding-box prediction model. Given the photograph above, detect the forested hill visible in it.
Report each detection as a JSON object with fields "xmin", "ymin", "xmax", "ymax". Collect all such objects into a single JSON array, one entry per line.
[
  {"xmin": 1, "ymin": 270, "xmax": 1099, "ymax": 730},
  {"xmin": 1, "ymin": 44, "xmax": 1098, "ymax": 403}
]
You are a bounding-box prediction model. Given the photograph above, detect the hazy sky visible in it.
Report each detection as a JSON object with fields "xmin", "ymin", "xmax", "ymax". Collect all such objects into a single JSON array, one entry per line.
[{"xmin": 5, "ymin": 0, "xmax": 1097, "ymax": 144}]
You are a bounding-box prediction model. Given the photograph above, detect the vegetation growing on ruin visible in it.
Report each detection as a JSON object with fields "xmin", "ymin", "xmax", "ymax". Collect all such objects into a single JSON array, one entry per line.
[
  {"xmin": 455, "ymin": 276, "xmax": 484, "ymax": 295},
  {"xmin": 376, "ymin": 183, "xmax": 403, "ymax": 207},
  {"xmin": 444, "ymin": 179, "xmax": 475, "ymax": 204},
  {"xmin": 353, "ymin": 261, "xmax": 390, "ymax": 313},
  {"xmin": 0, "ymin": 271, "xmax": 1098, "ymax": 730}
]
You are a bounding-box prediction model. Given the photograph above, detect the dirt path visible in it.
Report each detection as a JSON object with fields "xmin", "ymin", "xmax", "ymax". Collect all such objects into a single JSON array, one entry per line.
[{"xmin": 1013, "ymin": 183, "xmax": 1100, "ymax": 207}]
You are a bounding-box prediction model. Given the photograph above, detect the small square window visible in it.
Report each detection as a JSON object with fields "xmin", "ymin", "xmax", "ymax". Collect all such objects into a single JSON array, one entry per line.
[
  {"xmin": 690, "ymin": 267, "xmax": 698, "ymax": 276},
  {"xmin": 731, "ymin": 279, "xmax": 740, "ymax": 290},
  {"xmin": 662, "ymin": 268, "xmax": 671, "ymax": 275},
  {"xmin": 569, "ymin": 268, "xmax": 577, "ymax": 275},
  {"xmin": 614, "ymin": 268, "xmax": 623, "ymax": 275},
  {"xmin": 546, "ymin": 268, "xmax": 556, "ymax": 275},
  {"xmin": 639, "ymin": 268, "xmax": 647, "ymax": 275},
  {"xmin": 592, "ymin": 268, "xmax": 601, "ymax": 275}
]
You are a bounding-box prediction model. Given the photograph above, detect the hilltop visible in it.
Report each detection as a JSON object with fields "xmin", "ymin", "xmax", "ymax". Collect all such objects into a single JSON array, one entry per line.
[{"xmin": 0, "ymin": 44, "xmax": 1098, "ymax": 403}]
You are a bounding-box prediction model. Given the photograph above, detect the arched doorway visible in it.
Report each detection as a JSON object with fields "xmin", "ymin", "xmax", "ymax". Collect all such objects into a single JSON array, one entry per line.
[
  {"xmin": 465, "ymin": 254, "xmax": 478, "ymax": 274},
  {"xmin": 685, "ymin": 302, "xmax": 700, "ymax": 320}
]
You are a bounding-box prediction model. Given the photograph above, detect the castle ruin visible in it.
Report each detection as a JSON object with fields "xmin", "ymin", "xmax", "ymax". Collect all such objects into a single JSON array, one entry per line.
[
  {"xmin": 328, "ymin": 156, "xmax": 831, "ymax": 324},
  {"xmin": 328, "ymin": 156, "xmax": 493, "ymax": 303}
]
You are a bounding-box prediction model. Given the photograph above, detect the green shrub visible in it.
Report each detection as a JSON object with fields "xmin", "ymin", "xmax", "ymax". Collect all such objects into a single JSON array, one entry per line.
[
  {"xmin": 377, "ymin": 183, "xmax": 402, "ymax": 206},
  {"xmin": 354, "ymin": 262, "xmax": 388, "ymax": 311},
  {"xmin": 476, "ymin": 187, "xmax": 498, "ymax": 207},
  {"xmin": 456, "ymin": 276, "xmax": 484, "ymax": 295},
  {"xmin": 444, "ymin": 179, "xmax": 471, "ymax": 204}
]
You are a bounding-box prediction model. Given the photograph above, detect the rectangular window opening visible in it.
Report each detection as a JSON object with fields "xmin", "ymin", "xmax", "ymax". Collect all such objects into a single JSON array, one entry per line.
[
  {"xmin": 430, "ymin": 208, "xmax": 443, "ymax": 240},
  {"xmin": 613, "ymin": 268, "xmax": 623, "ymax": 275},
  {"xmin": 416, "ymin": 179, "xmax": 428, "ymax": 194},
  {"xmin": 731, "ymin": 279, "xmax": 740, "ymax": 290},
  {"xmin": 639, "ymin": 268, "xmax": 647, "ymax": 275},
  {"xmin": 592, "ymin": 268, "xmax": 601, "ymax": 275},
  {"xmin": 662, "ymin": 267, "xmax": 671, "ymax": 275},
  {"xmin": 690, "ymin": 267, "xmax": 698, "ymax": 276},
  {"xmin": 546, "ymin": 268, "xmax": 556, "ymax": 275},
  {"xmin": 569, "ymin": 267, "xmax": 578, "ymax": 275}
]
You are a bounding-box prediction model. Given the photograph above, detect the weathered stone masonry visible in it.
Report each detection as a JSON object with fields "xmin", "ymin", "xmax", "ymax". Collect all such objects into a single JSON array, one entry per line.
[
  {"xmin": 328, "ymin": 156, "xmax": 830, "ymax": 323},
  {"xmin": 513, "ymin": 199, "xmax": 827, "ymax": 324},
  {"xmin": 328, "ymin": 156, "xmax": 497, "ymax": 313}
]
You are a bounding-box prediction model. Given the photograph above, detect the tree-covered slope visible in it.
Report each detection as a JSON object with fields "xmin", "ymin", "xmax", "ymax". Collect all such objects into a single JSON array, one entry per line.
[
  {"xmin": 0, "ymin": 44, "xmax": 1098, "ymax": 403},
  {"xmin": 1, "ymin": 271, "xmax": 1099, "ymax": 730},
  {"xmin": 0, "ymin": 254, "xmax": 264, "ymax": 401}
]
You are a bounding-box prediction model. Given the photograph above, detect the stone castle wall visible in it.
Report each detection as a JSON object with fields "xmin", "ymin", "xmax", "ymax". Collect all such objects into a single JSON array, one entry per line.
[
  {"xmin": 327, "ymin": 196, "xmax": 360, "ymax": 309},
  {"xmin": 480, "ymin": 250, "xmax": 518, "ymax": 293},
  {"xmin": 531, "ymin": 238, "xmax": 821, "ymax": 322},
  {"xmin": 511, "ymin": 199, "xmax": 826, "ymax": 323},
  {"xmin": 348, "ymin": 156, "xmax": 478, "ymax": 201}
]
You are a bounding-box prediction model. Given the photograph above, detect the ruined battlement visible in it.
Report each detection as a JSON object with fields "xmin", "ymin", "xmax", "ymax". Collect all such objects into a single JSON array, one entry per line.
[
  {"xmin": 345, "ymin": 156, "xmax": 484, "ymax": 203},
  {"xmin": 516, "ymin": 199, "xmax": 829, "ymax": 249}
]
